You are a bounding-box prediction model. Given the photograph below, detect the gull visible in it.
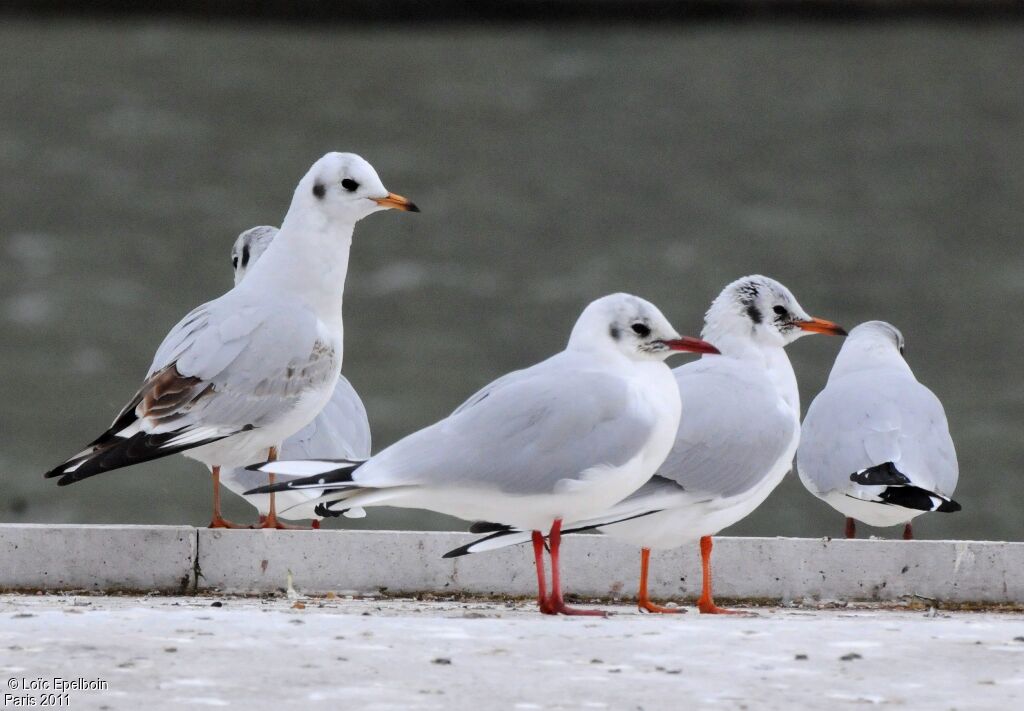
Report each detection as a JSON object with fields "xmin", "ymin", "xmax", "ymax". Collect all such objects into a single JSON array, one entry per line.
[
  {"xmin": 797, "ymin": 321, "xmax": 961, "ymax": 539},
  {"xmin": 444, "ymin": 275, "xmax": 845, "ymax": 614},
  {"xmin": 44, "ymin": 152, "xmax": 417, "ymax": 528},
  {"xmin": 218, "ymin": 226, "xmax": 373, "ymax": 528},
  {"xmin": 246, "ymin": 293, "xmax": 719, "ymax": 615}
]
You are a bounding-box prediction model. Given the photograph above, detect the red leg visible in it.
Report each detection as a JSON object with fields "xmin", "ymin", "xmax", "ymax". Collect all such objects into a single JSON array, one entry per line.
[
  {"xmin": 533, "ymin": 531, "xmax": 554, "ymax": 615},
  {"xmin": 545, "ymin": 519, "xmax": 608, "ymax": 617},
  {"xmin": 845, "ymin": 517, "xmax": 856, "ymax": 539},
  {"xmin": 256, "ymin": 447, "xmax": 311, "ymax": 530},
  {"xmin": 637, "ymin": 547, "xmax": 684, "ymax": 614},
  {"xmin": 208, "ymin": 466, "xmax": 247, "ymax": 528},
  {"xmin": 696, "ymin": 536, "xmax": 743, "ymax": 615},
  {"xmin": 311, "ymin": 520, "xmax": 321, "ymax": 530},
  {"xmin": 902, "ymin": 523, "xmax": 913, "ymax": 540}
]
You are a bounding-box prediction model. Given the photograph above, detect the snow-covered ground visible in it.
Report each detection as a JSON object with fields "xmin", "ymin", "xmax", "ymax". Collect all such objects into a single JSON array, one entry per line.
[{"xmin": 1, "ymin": 594, "xmax": 1023, "ymax": 709}]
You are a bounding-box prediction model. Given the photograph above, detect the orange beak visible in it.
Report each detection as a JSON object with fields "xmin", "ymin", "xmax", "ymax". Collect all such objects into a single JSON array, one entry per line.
[
  {"xmin": 660, "ymin": 336, "xmax": 720, "ymax": 355},
  {"xmin": 797, "ymin": 317, "xmax": 847, "ymax": 336},
  {"xmin": 372, "ymin": 192, "xmax": 420, "ymax": 212}
]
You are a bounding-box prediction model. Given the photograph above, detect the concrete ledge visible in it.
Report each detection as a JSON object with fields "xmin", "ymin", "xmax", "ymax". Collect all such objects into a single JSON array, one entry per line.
[
  {"xmin": 3, "ymin": 525, "xmax": 1023, "ymax": 603},
  {"xmin": 0, "ymin": 524, "xmax": 195, "ymax": 593}
]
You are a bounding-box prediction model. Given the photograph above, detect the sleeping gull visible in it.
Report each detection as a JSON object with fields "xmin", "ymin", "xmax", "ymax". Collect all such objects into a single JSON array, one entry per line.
[
  {"xmin": 219, "ymin": 226, "xmax": 373, "ymax": 528},
  {"xmin": 44, "ymin": 152, "xmax": 416, "ymax": 528},
  {"xmin": 246, "ymin": 293, "xmax": 719, "ymax": 615},
  {"xmin": 444, "ymin": 275, "xmax": 845, "ymax": 613},
  {"xmin": 797, "ymin": 320, "xmax": 960, "ymax": 539}
]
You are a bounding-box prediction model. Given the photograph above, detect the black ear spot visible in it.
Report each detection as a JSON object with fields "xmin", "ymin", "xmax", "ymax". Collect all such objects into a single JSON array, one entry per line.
[
  {"xmin": 312, "ymin": 183, "xmax": 326, "ymax": 199},
  {"xmin": 745, "ymin": 304, "xmax": 762, "ymax": 324},
  {"xmin": 241, "ymin": 245, "xmax": 251, "ymax": 268},
  {"xmin": 631, "ymin": 323, "xmax": 651, "ymax": 337},
  {"xmin": 341, "ymin": 178, "xmax": 359, "ymax": 192},
  {"xmin": 609, "ymin": 326, "xmax": 621, "ymax": 341}
]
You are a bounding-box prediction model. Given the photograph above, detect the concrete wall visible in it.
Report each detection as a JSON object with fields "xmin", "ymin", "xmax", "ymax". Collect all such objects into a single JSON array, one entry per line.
[{"xmin": 2, "ymin": 525, "xmax": 1022, "ymax": 604}]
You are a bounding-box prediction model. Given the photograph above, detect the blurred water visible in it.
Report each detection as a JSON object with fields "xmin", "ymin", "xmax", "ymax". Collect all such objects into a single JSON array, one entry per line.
[{"xmin": 1, "ymin": 19, "xmax": 1021, "ymax": 540}]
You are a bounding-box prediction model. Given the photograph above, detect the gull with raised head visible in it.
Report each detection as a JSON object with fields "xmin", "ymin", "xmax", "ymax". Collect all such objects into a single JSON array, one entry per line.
[
  {"xmin": 219, "ymin": 226, "xmax": 373, "ymax": 528},
  {"xmin": 446, "ymin": 276, "xmax": 845, "ymax": 614},
  {"xmin": 44, "ymin": 152, "xmax": 417, "ymax": 528},
  {"xmin": 797, "ymin": 321, "xmax": 960, "ymax": 540},
  {"xmin": 246, "ymin": 293, "xmax": 718, "ymax": 615}
]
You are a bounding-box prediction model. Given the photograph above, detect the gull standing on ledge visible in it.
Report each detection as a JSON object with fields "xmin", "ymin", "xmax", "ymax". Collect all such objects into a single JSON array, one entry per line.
[
  {"xmin": 445, "ymin": 276, "xmax": 845, "ymax": 614},
  {"xmin": 44, "ymin": 152, "xmax": 417, "ymax": 528},
  {"xmin": 797, "ymin": 321, "xmax": 960, "ymax": 540},
  {"xmin": 217, "ymin": 226, "xmax": 373, "ymax": 528},
  {"xmin": 246, "ymin": 293, "xmax": 718, "ymax": 615}
]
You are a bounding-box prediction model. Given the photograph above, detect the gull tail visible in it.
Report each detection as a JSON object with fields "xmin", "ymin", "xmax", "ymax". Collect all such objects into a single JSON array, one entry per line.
[
  {"xmin": 442, "ymin": 508, "xmax": 664, "ymax": 558},
  {"xmin": 848, "ymin": 462, "xmax": 962, "ymax": 513}
]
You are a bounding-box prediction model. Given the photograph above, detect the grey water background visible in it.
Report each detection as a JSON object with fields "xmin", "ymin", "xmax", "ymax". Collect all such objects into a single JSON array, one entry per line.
[{"xmin": 1, "ymin": 18, "xmax": 1021, "ymax": 541}]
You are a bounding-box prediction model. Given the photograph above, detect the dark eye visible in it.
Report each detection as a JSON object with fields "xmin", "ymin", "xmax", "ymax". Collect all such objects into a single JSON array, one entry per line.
[
  {"xmin": 773, "ymin": 305, "xmax": 788, "ymax": 317},
  {"xmin": 231, "ymin": 256, "xmax": 238, "ymax": 269},
  {"xmin": 341, "ymin": 178, "xmax": 359, "ymax": 192},
  {"xmin": 631, "ymin": 323, "xmax": 651, "ymax": 337}
]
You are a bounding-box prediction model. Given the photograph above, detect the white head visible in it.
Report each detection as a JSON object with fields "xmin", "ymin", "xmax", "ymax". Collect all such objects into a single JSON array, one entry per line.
[
  {"xmin": 830, "ymin": 320, "xmax": 910, "ymax": 380},
  {"xmin": 568, "ymin": 293, "xmax": 719, "ymax": 362},
  {"xmin": 286, "ymin": 152, "xmax": 418, "ymax": 227},
  {"xmin": 231, "ymin": 226, "xmax": 278, "ymax": 286},
  {"xmin": 702, "ymin": 275, "xmax": 846, "ymax": 351}
]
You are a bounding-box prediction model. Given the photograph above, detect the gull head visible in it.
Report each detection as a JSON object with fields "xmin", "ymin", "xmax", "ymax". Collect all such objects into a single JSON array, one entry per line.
[
  {"xmin": 704, "ymin": 275, "xmax": 846, "ymax": 349},
  {"xmin": 294, "ymin": 152, "xmax": 419, "ymax": 224},
  {"xmin": 569, "ymin": 293, "xmax": 719, "ymax": 362},
  {"xmin": 843, "ymin": 319, "xmax": 909, "ymax": 358},
  {"xmin": 231, "ymin": 225, "xmax": 278, "ymax": 285},
  {"xmin": 848, "ymin": 320, "xmax": 905, "ymax": 355},
  {"xmin": 830, "ymin": 321, "xmax": 909, "ymax": 379}
]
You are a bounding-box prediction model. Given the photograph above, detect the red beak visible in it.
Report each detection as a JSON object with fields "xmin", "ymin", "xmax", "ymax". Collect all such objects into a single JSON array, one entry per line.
[
  {"xmin": 660, "ymin": 336, "xmax": 720, "ymax": 355},
  {"xmin": 797, "ymin": 317, "xmax": 847, "ymax": 336}
]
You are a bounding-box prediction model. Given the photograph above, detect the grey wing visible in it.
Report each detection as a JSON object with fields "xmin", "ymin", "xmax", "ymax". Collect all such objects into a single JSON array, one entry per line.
[
  {"xmin": 357, "ymin": 359, "xmax": 657, "ymax": 496},
  {"xmin": 450, "ymin": 367, "xmax": 529, "ymax": 416},
  {"xmin": 46, "ymin": 291, "xmax": 341, "ymax": 484},
  {"xmin": 281, "ymin": 374, "xmax": 371, "ymax": 460},
  {"xmin": 797, "ymin": 370, "xmax": 958, "ymax": 496},
  {"xmin": 658, "ymin": 359, "xmax": 798, "ymax": 499},
  {"xmin": 146, "ymin": 293, "xmax": 339, "ymax": 441}
]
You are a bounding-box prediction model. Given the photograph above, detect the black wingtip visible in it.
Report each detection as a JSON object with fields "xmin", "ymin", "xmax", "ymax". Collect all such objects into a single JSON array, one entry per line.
[
  {"xmin": 938, "ymin": 498, "xmax": 962, "ymax": 513},
  {"xmin": 469, "ymin": 521, "xmax": 511, "ymax": 534},
  {"xmin": 442, "ymin": 544, "xmax": 473, "ymax": 559},
  {"xmin": 243, "ymin": 482, "xmax": 290, "ymax": 495},
  {"xmin": 850, "ymin": 462, "xmax": 910, "ymax": 487}
]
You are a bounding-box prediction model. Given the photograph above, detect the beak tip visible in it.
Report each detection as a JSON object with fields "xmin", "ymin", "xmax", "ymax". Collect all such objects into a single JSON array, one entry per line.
[{"xmin": 407, "ymin": 202, "xmax": 421, "ymax": 213}]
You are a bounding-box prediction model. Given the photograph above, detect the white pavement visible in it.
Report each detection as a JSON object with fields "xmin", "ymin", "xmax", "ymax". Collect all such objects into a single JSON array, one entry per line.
[{"xmin": 1, "ymin": 594, "xmax": 1023, "ymax": 710}]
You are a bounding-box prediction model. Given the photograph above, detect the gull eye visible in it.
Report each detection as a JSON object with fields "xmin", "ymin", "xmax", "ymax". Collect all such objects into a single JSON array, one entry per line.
[
  {"xmin": 341, "ymin": 178, "xmax": 359, "ymax": 192},
  {"xmin": 631, "ymin": 323, "xmax": 651, "ymax": 337},
  {"xmin": 773, "ymin": 305, "xmax": 788, "ymax": 317},
  {"xmin": 231, "ymin": 256, "xmax": 238, "ymax": 269}
]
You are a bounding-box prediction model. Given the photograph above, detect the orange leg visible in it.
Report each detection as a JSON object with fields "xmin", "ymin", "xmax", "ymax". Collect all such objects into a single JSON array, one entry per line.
[
  {"xmin": 208, "ymin": 466, "xmax": 246, "ymax": 529},
  {"xmin": 544, "ymin": 519, "xmax": 608, "ymax": 617},
  {"xmin": 533, "ymin": 530, "xmax": 554, "ymax": 615},
  {"xmin": 637, "ymin": 548, "xmax": 684, "ymax": 614},
  {"xmin": 845, "ymin": 517, "xmax": 856, "ymax": 539},
  {"xmin": 256, "ymin": 447, "xmax": 310, "ymax": 530},
  {"xmin": 695, "ymin": 536, "xmax": 743, "ymax": 615},
  {"xmin": 902, "ymin": 523, "xmax": 913, "ymax": 540}
]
